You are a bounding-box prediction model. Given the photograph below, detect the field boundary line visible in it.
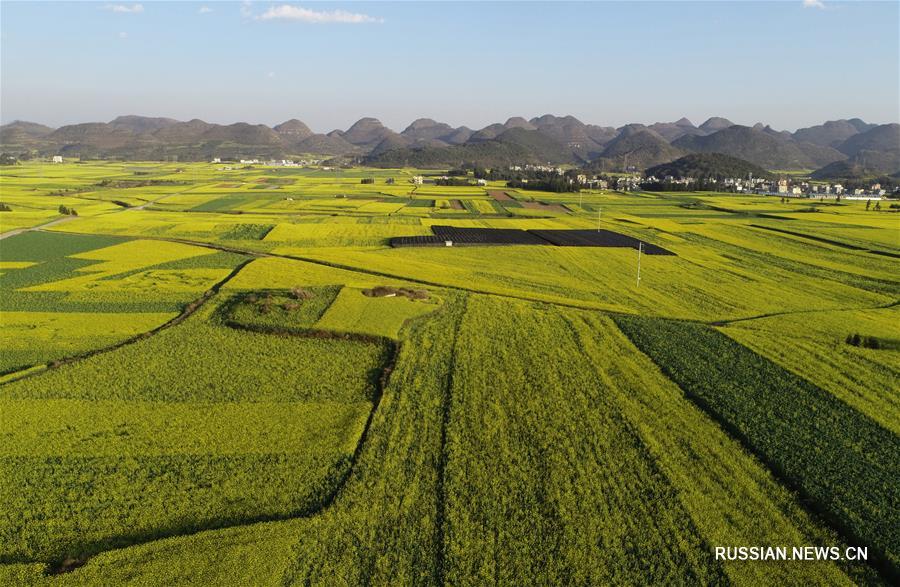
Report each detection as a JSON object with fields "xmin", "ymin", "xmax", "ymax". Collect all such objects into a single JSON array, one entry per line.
[
  {"xmin": 0, "ymin": 181, "xmax": 201, "ymax": 240},
  {"xmin": 748, "ymin": 223, "xmax": 900, "ymax": 258},
  {"xmin": 0, "ymin": 257, "xmax": 254, "ymax": 387},
  {"xmin": 29, "ymin": 229, "xmax": 897, "ymax": 324},
  {"xmin": 709, "ymin": 298, "xmax": 900, "ymax": 327},
  {"xmin": 28, "ymin": 301, "xmax": 396, "ymax": 574},
  {"xmin": 434, "ymin": 294, "xmax": 466, "ymax": 586},
  {"xmin": 21, "ymin": 293, "xmax": 447, "ymax": 575},
  {"xmin": 0, "ymin": 214, "xmax": 79, "ymax": 240},
  {"xmin": 613, "ymin": 315, "xmax": 899, "ymax": 583},
  {"xmin": 34, "ymin": 227, "xmax": 629, "ymax": 312},
  {"xmin": 560, "ymin": 311, "xmax": 731, "ymax": 583}
]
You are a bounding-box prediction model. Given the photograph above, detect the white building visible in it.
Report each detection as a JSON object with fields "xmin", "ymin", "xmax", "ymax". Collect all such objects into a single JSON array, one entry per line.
[{"xmin": 51, "ymin": 156, "xmax": 63, "ymax": 164}]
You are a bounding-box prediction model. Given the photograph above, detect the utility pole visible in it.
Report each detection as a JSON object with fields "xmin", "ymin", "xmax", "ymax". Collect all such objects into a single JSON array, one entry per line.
[{"xmin": 636, "ymin": 242, "xmax": 643, "ymax": 287}]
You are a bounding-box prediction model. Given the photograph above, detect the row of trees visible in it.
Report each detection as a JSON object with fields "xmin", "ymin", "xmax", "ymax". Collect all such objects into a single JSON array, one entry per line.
[
  {"xmin": 845, "ymin": 333, "xmax": 886, "ymax": 349},
  {"xmin": 506, "ymin": 176, "xmax": 579, "ymax": 193},
  {"xmin": 434, "ymin": 177, "xmax": 471, "ymax": 186},
  {"xmin": 641, "ymin": 178, "xmax": 734, "ymax": 192},
  {"xmin": 463, "ymin": 166, "xmax": 585, "ymax": 193}
]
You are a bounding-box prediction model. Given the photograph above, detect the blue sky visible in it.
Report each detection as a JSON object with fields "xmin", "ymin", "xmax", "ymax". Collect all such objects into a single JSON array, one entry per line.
[{"xmin": 2, "ymin": 1, "xmax": 898, "ymax": 132}]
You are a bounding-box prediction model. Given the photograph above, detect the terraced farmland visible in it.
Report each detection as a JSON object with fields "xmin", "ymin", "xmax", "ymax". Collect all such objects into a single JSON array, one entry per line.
[{"xmin": 0, "ymin": 161, "xmax": 897, "ymax": 585}]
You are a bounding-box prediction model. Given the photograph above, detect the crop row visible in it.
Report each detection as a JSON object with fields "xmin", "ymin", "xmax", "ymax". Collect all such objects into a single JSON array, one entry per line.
[
  {"xmin": 0, "ymin": 311, "xmax": 175, "ymax": 375},
  {"xmin": 1, "ymin": 443, "xmax": 360, "ymax": 562},
  {"xmin": 0, "ymin": 292, "xmax": 884, "ymax": 585},
  {"xmin": 443, "ymin": 297, "xmax": 724, "ymax": 584},
  {"xmin": 278, "ymin": 292, "xmax": 468, "ymax": 585},
  {"xmin": 613, "ymin": 314, "xmax": 900, "ymax": 577}
]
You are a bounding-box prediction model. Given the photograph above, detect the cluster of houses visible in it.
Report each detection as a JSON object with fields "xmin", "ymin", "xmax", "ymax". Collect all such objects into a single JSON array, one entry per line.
[
  {"xmin": 199, "ymin": 158, "xmax": 891, "ymax": 199},
  {"xmin": 644, "ymin": 174, "xmax": 888, "ymax": 199},
  {"xmin": 509, "ymin": 164, "xmax": 567, "ymax": 174},
  {"xmin": 574, "ymin": 175, "xmax": 610, "ymax": 189},
  {"xmin": 501, "ymin": 164, "xmax": 892, "ymax": 198},
  {"xmin": 211, "ymin": 157, "xmax": 322, "ymax": 167},
  {"xmin": 411, "ymin": 175, "xmax": 488, "ymax": 186}
]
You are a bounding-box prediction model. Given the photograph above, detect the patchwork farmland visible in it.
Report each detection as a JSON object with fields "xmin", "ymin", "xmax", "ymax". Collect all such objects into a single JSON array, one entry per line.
[{"xmin": 0, "ymin": 161, "xmax": 897, "ymax": 586}]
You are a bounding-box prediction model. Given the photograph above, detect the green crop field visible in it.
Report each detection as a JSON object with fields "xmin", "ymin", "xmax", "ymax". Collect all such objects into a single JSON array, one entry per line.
[{"xmin": 0, "ymin": 161, "xmax": 897, "ymax": 585}]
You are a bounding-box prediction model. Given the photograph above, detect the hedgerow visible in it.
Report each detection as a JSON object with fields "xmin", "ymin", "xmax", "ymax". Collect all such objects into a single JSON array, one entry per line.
[{"xmin": 5, "ymin": 303, "xmax": 386, "ymax": 403}]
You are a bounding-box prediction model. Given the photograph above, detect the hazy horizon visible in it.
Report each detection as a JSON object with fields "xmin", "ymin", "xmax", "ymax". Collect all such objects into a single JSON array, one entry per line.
[
  {"xmin": 3, "ymin": 111, "xmax": 899, "ymax": 136},
  {"xmin": 3, "ymin": 1, "xmax": 898, "ymax": 132}
]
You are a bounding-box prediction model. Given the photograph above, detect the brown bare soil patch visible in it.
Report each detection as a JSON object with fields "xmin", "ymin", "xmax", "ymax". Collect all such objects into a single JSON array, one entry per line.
[
  {"xmin": 488, "ymin": 190, "xmax": 515, "ymax": 202},
  {"xmin": 521, "ymin": 201, "xmax": 569, "ymax": 214}
]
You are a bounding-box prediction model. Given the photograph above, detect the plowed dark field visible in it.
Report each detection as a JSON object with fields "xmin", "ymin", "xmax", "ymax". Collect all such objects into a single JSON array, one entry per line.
[
  {"xmin": 530, "ymin": 229, "xmax": 675, "ymax": 254},
  {"xmin": 431, "ymin": 225, "xmax": 550, "ymax": 245},
  {"xmin": 390, "ymin": 226, "xmax": 675, "ymax": 254}
]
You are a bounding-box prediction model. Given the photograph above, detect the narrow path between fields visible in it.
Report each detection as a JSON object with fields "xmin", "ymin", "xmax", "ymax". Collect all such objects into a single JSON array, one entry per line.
[
  {"xmin": 0, "ymin": 257, "xmax": 254, "ymax": 386},
  {"xmin": 0, "ymin": 214, "xmax": 79, "ymax": 240},
  {"xmin": 0, "ymin": 182, "xmax": 198, "ymax": 240}
]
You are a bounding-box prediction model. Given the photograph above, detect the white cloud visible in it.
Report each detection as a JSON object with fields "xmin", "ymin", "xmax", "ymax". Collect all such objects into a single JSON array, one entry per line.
[
  {"xmin": 802, "ymin": 0, "xmax": 825, "ymax": 9},
  {"xmin": 240, "ymin": 1, "xmax": 253, "ymax": 18},
  {"xmin": 257, "ymin": 4, "xmax": 383, "ymax": 24},
  {"xmin": 198, "ymin": 6, "xmax": 213, "ymax": 14},
  {"xmin": 267, "ymin": 71, "xmax": 276, "ymax": 78},
  {"xmin": 118, "ymin": 31, "xmax": 128, "ymax": 39},
  {"xmin": 106, "ymin": 4, "xmax": 144, "ymax": 13}
]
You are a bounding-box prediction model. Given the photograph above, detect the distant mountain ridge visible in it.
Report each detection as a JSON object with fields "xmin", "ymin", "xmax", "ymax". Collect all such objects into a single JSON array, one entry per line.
[
  {"xmin": 591, "ymin": 127, "xmax": 683, "ymax": 171},
  {"xmin": 2, "ymin": 115, "xmax": 898, "ymax": 178},
  {"xmin": 673, "ymin": 125, "xmax": 846, "ymax": 170}
]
